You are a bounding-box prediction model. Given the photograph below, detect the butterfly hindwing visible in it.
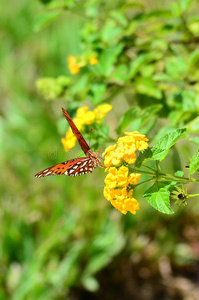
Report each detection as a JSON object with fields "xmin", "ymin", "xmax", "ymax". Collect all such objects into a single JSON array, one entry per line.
[
  {"xmin": 35, "ymin": 157, "xmax": 96, "ymax": 178},
  {"xmin": 62, "ymin": 108, "xmax": 90, "ymax": 155}
]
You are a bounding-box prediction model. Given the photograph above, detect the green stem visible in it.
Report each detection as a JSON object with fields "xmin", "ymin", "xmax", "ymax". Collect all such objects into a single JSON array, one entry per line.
[
  {"xmin": 159, "ymin": 173, "xmax": 199, "ymax": 183},
  {"xmin": 129, "ymin": 166, "xmax": 154, "ymax": 176},
  {"xmin": 143, "ymin": 165, "xmax": 155, "ymax": 172},
  {"xmin": 130, "ymin": 167, "xmax": 199, "ymax": 184},
  {"xmin": 134, "ymin": 178, "xmax": 154, "ymax": 188},
  {"xmin": 187, "ymin": 193, "xmax": 199, "ymax": 199}
]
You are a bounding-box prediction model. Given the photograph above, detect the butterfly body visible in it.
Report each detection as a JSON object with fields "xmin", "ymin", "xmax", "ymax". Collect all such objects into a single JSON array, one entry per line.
[{"xmin": 35, "ymin": 108, "xmax": 104, "ymax": 178}]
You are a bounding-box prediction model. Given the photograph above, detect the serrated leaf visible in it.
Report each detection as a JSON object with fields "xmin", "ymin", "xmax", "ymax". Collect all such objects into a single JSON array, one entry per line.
[
  {"xmin": 150, "ymin": 128, "xmax": 186, "ymax": 161},
  {"xmin": 34, "ymin": 11, "xmax": 62, "ymax": 32},
  {"xmin": 155, "ymin": 128, "xmax": 186, "ymax": 150},
  {"xmin": 189, "ymin": 149, "xmax": 199, "ymax": 175},
  {"xmin": 135, "ymin": 128, "xmax": 186, "ymax": 166},
  {"xmin": 144, "ymin": 186, "xmax": 174, "ymax": 214}
]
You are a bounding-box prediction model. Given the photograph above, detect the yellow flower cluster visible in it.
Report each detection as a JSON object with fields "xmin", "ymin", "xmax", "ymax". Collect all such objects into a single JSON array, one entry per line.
[
  {"xmin": 103, "ymin": 132, "xmax": 149, "ymax": 215},
  {"xmin": 89, "ymin": 56, "xmax": 98, "ymax": 65},
  {"xmin": 103, "ymin": 132, "xmax": 149, "ymax": 171},
  {"xmin": 68, "ymin": 55, "xmax": 98, "ymax": 74},
  {"xmin": 62, "ymin": 104, "xmax": 112, "ymax": 152},
  {"xmin": 67, "ymin": 55, "xmax": 81, "ymax": 75}
]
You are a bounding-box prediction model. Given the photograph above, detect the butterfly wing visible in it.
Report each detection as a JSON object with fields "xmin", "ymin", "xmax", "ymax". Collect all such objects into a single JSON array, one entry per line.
[
  {"xmin": 62, "ymin": 108, "xmax": 90, "ymax": 155},
  {"xmin": 35, "ymin": 157, "xmax": 97, "ymax": 178}
]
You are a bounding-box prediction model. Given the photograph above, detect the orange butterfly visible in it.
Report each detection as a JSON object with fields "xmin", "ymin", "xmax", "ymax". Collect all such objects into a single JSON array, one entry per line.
[{"xmin": 35, "ymin": 108, "xmax": 104, "ymax": 178}]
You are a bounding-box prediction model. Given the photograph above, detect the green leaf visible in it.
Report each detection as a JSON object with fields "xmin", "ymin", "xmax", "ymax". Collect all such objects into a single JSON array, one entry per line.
[
  {"xmin": 71, "ymin": 74, "xmax": 89, "ymax": 94},
  {"xmin": 82, "ymin": 276, "xmax": 99, "ymax": 292},
  {"xmin": 155, "ymin": 128, "xmax": 187, "ymax": 150},
  {"xmin": 153, "ymin": 125, "xmax": 176, "ymax": 143},
  {"xmin": 34, "ymin": 11, "xmax": 62, "ymax": 32},
  {"xmin": 144, "ymin": 186, "xmax": 174, "ymax": 214},
  {"xmin": 100, "ymin": 20, "xmax": 122, "ymax": 43},
  {"xmin": 117, "ymin": 106, "xmax": 142, "ymax": 134},
  {"xmin": 182, "ymin": 90, "xmax": 196, "ymax": 111},
  {"xmin": 141, "ymin": 104, "xmax": 163, "ymax": 123},
  {"xmin": 135, "ymin": 128, "xmax": 186, "ymax": 166},
  {"xmin": 174, "ymin": 171, "xmax": 184, "ymax": 177},
  {"xmin": 110, "ymin": 11, "xmax": 128, "ymax": 27},
  {"xmin": 189, "ymin": 137, "xmax": 199, "ymax": 144},
  {"xmin": 90, "ymin": 83, "xmax": 106, "ymax": 104},
  {"xmin": 96, "ymin": 44, "xmax": 124, "ymax": 77},
  {"xmin": 129, "ymin": 53, "xmax": 157, "ymax": 78},
  {"xmin": 189, "ymin": 49, "xmax": 199, "ymax": 67},
  {"xmin": 180, "ymin": 0, "xmax": 193, "ymax": 12},
  {"xmin": 112, "ymin": 64, "xmax": 129, "ymax": 85},
  {"xmin": 166, "ymin": 57, "xmax": 188, "ymax": 79},
  {"xmin": 189, "ymin": 149, "xmax": 199, "ymax": 175},
  {"xmin": 49, "ymin": 241, "xmax": 85, "ymax": 287},
  {"xmin": 135, "ymin": 77, "xmax": 162, "ymax": 99}
]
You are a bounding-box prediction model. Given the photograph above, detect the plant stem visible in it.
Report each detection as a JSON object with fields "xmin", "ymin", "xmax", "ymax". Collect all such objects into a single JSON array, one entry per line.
[
  {"xmin": 134, "ymin": 178, "xmax": 154, "ymax": 188},
  {"xmin": 129, "ymin": 166, "xmax": 154, "ymax": 176},
  {"xmin": 143, "ymin": 165, "xmax": 155, "ymax": 172},
  {"xmin": 130, "ymin": 167, "xmax": 199, "ymax": 184},
  {"xmin": 187, "ymin": 193, "xmax": 199, "ymax": 199}
]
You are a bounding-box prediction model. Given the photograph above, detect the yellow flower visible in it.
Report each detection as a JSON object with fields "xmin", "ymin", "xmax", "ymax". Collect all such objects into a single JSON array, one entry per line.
[
  {"xmin": 110, "ymin": 197, "xmax": 140, "ymax": 215},
  {"xmin": 89, "ymin": 56, "xmax": 98, "ymax": 65},
  {"xmin": 68, "ymin": 55, "xmax": 80, "ymax": 74},
  {"xmin": 93, "ymin": 104, "xmax": 112, "ymax": 122},
  {"xmin": 103, "ymin": 131, "xmax": 149, "ymax": 215},
  {"xmin": 128, "ymin": 173, "xmax": 141, "ymax": 185}
]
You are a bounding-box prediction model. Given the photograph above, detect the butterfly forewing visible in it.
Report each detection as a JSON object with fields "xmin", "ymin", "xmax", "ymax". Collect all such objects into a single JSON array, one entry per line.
[
  {"xmin": 35, "ymin": 108, "xmax": 103, "ymax": 179},
  {"xmin": 62, "ymin": 108, "xmax": 90, "ymax": 155},
  {"xmin": 35, "ymin": 157, "xmax": 96, "ymax": 178}
]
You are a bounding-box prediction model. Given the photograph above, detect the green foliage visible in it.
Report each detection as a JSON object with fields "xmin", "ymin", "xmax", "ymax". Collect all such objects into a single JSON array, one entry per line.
[
  {"xmin": 189, "ymin": 148, "xmax": 199, "ymax": 174},
  {"xmin": 144, "ymin": 186, "xmax": 174, "ymax": 214},
  {"xmin": 1, "ymin": 0, "xmax": 199, "ymax": 299}
]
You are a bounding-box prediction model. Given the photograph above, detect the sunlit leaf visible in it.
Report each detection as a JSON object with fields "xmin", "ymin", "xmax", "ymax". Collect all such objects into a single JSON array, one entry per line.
[
  {"xmin": 34, "ymin": 11, "xmax": 62, "ymax": 32},
  {"xmin": 189, "ymin": 148, "xmax": 199, "ymax": 175},
  {"xmin": 144, "ymin": 186, "xmax": 174, "ymax": 214}
]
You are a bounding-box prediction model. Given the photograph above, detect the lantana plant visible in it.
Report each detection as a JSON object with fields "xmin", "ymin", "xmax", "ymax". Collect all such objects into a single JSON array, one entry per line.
[{"xmin": 60, "ymin": 106, "xmax": 199, "ymax": 216}]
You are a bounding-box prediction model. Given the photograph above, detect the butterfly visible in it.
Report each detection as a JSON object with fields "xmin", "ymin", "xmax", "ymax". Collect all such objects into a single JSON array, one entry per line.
[{"xmin": 35, "ymin": 108, "xmax": 104, "ymax": 178}]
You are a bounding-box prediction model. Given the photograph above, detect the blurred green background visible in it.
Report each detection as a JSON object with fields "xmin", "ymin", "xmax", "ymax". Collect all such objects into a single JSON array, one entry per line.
[{"xmin": 1, "ymin": 0, "xmax": 199, "ymax": 299}]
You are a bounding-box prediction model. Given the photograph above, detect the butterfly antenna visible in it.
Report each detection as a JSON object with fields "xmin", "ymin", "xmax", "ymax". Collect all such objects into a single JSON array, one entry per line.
[{"xmin": 89, "ymin": 128, "xmax": 94, "ymax": 147}]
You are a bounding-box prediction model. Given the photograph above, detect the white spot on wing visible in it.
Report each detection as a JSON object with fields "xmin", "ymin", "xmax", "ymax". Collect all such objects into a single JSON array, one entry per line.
[
  {"xmin": 45, "ymin": 171, "xmax": 52, "ymax": 176},
  {"xmin": 82, "ymin": 160, "xmax": 88, "ymax": 167}
]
